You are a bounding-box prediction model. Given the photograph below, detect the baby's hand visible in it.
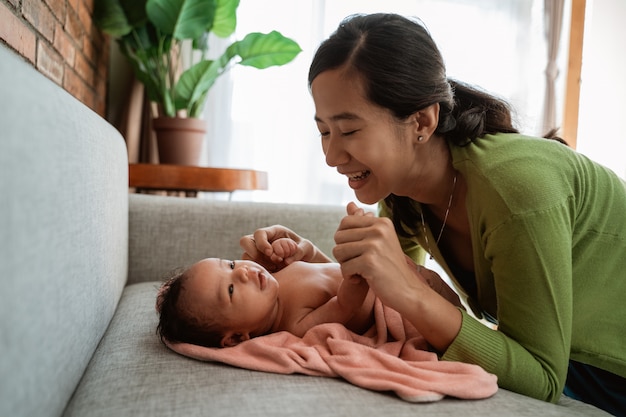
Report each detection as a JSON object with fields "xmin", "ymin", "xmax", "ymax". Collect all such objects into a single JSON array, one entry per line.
[{"xmin": 270, "ymin": 238, "xmax": 299, "ymax": 262}]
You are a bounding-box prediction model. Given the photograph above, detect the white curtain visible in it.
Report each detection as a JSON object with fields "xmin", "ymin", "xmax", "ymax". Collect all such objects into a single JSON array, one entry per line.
[
  {"xmin": 542, "ymin": 0, "xmax": 565, "ymax": 134},
  {"xmin": 200, "ymin": 0, "xmax": 568, "ymax": 205}
]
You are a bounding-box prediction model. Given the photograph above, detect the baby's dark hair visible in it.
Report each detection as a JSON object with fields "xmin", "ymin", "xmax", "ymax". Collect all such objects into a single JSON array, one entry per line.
[{"xmin": 156, "ymin": 267, "xmax": 224, "ymax": 348}]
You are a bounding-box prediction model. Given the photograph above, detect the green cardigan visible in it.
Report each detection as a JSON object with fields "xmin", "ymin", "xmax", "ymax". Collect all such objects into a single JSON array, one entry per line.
[{"xmin": 379, "ymin": 133, "xmax": 626, "ymax": 402}]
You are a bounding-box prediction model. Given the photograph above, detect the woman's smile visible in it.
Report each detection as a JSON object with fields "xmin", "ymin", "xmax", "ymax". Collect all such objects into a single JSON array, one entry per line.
[{"xmin": 346, "ymin": 170, "xmax": 371, "ymax": 189}]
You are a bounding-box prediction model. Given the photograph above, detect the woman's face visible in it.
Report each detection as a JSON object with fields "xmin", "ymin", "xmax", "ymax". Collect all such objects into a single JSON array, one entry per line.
[
  {"xmin": 182, "ymin": 258, "xmax": 280, "ymax": 342},
  {"xmin": 311, "ymin": 68, "xmax": 421, "ymax": 204}
]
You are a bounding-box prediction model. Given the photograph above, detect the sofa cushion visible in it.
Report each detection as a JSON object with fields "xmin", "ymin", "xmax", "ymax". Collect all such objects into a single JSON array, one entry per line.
[
  {"xmin": 63, "ymin": 282, "xmax": 610, "ymax": 417},
  {"xmin": 0, "ymin": 44, "xmax": 128, "ymax": 417}
]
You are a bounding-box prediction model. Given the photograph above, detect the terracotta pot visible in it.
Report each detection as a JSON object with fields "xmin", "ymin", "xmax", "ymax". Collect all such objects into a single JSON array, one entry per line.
[{"xmin": 152, "ymin": 117, "xmax": 206, "ymax": 166}]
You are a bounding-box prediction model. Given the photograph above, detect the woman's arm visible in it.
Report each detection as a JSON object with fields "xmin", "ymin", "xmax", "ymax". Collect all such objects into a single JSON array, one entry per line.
[
  {"xmin": 333, "ymin": 209, "xmax": 463, "ymax": 352},
  {"xmin": 403, "ymin": 255, "xmax": 463, "ymax": 308}
]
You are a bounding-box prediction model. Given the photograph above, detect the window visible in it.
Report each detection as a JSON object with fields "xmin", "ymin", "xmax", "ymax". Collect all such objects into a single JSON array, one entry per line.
[{"xmin": 201, "ymin": 0, "xmax": 567, "ymax": 205}]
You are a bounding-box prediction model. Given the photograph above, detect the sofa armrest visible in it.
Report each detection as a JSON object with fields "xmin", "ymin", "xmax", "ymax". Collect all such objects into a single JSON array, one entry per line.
[
  {"xmin": 0, "ymin": 44, "xmax": 128, "ymax": 417},
  {"xmin": 128, "ymin": 194, "xmax": 348, "ymax": 284}
]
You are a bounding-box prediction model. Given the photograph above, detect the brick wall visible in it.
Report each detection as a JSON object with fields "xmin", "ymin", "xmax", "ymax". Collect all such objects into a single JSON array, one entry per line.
[{"xmin": 0, "ymin": 0, "xmax": 109, "ymax": 118}]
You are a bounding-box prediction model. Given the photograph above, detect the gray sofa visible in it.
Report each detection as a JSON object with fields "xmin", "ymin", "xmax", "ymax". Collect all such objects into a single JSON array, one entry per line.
[{"xmin": 0, "ymin": 43, "xmax": 611, "ymax": 417}]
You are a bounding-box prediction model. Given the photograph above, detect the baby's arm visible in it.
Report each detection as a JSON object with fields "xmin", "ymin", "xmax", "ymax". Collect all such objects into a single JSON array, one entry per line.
[
  {"xmin": 289, "ymin": 203, "xmax": 373, "ymax": 336},
  {"xmin": 336, "ymin": 275, "xmax": 370, "ymax": 315},
  {"xmin": 290, "ymin": 276, "xmax": 370, "ymax": 336}
]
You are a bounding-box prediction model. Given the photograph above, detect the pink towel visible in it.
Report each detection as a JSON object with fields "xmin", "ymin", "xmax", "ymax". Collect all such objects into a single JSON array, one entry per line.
[{"xmin": 164, "ymin": 299, "xmax": 498, "ymax": 402}]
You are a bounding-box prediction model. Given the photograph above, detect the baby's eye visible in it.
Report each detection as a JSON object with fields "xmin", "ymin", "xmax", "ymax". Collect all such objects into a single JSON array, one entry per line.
[
  {"xmin": 229, "ymin": 261, "xmax": 235, "ymax": 269},
  {"xmin": 228, "ymin": 284, "xmax": 234, "ymax": 297}
]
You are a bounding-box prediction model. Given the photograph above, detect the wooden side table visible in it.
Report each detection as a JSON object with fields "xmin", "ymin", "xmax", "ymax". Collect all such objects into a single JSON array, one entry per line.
[{"xmin": 128, "ymin": 163, "xmax": 268, "ymax": 197}]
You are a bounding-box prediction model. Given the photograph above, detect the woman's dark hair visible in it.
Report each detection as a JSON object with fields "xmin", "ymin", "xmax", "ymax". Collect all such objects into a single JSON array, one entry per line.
[
  {"xmin": 308, "ymin": 13, "xmax": 566, "ymax": 238},
  {"xmin": 156, "ymin": 268, "xmax": 223, "ymax": 348},
  {"xmin": 308, "ymin": 13, "xmax": 519, "ymax": 145}
]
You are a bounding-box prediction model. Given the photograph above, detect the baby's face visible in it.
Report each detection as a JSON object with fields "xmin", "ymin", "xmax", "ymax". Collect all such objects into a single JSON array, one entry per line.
[{"xmin": 183, "ymin": 258, "xmax": 280, "ymax": 338}]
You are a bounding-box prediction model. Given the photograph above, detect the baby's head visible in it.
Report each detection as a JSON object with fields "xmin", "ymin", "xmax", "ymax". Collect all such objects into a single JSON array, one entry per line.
[{"xmin": 156, "ymin": 258, "xmax": 280, "ymax": 348}]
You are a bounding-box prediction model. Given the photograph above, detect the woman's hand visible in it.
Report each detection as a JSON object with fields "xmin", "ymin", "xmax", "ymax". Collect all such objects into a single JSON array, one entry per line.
[
  {"xmin": 333, "ymin": 202, "xmax": 421, "ymax": 311},
  {"xmin": 240, "ymin": 225, "xmax": 332, "ymax": 271},
  {"xmin": 334, "ymin": 202, "xmax": 463, "ymax": 351}
]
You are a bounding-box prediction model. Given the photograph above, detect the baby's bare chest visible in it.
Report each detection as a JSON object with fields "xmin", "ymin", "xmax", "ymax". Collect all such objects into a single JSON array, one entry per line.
[{"xmin": 278, "ymin": 264, "xmax": 342, "ymax": 316}]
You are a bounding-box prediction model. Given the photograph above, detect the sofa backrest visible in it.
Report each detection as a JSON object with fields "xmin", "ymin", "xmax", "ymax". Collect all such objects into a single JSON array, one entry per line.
[
  {"xmin": 128, "ymin": 194, "xmax": 349, "ymax": 284},
  {"xmin": 0, "ymin": 44, "xmax": 129, "ymax": 417}
]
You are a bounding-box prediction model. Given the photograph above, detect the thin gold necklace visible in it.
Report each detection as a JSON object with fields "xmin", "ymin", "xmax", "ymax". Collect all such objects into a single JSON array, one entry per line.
[{"xmin": 420, "ymin": 173, "xmax": 457, "ymax": 260}]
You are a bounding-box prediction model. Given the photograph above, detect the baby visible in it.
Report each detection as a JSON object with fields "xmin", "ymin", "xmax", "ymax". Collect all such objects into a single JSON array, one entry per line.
[
  {"xmin": 156, "ymin": 237, "xmax": 376, "ymax": 348},
  {"xmin": 156, "ymin": 234, "xmax": 461, "ymax": 348}
]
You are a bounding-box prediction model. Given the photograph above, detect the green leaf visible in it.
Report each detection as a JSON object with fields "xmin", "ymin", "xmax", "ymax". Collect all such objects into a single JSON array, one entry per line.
[
  {"xmin": 212, "ymin": 0, "xmax": 239, "ymax": 38},
  {"xmin": 147, "ymin": 0, "xmax": 215, "ymax": 40},
  {"xmin": 96, "ymin": 0, "xmax": 302, "ymax": 119},
  {"xmin": 121, "ymin": 1, "xmax": 149, "ymax": 28},
  {"xmin": 236, "ymin": 31, "xmax": 302, "ymax": 69},
  {"xmin": 192, "ymin": 32, "xmax": 209, "ymax": 51},
  {"xmin": 175, "ymin": 60, "xmax": 224, "ymax": 117},
  {"xmin": 175, "ymin": 31, "xmax": 301, "ymax": 117},
  {"xmin": 94, "ymin": 0, "xmax": 149, "ymax": 36},
  {"xmin": 122, "ymin": 24, "xmax": 167, "ymax": 54},
  {"xmin": 174, "ymin": 60, "xmax": 214, "ymax": 111},
  {"xmin": 94, "ymin": 0, "xmax": 133, "ymax": 36},
  {"xmin": 117, "ymin": 39, "xmax": 161, "ymax": 101}
]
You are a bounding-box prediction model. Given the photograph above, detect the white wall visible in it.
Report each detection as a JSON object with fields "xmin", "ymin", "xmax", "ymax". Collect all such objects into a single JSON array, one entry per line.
[{"xmin": 576, "ymin": 0, "xmax": 626, "ymax": 179}]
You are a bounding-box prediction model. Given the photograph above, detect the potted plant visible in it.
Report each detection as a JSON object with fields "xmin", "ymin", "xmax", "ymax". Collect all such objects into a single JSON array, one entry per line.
[{"xmin": 94, "ymin": 0, "xmax": 302, "ymax": 165}]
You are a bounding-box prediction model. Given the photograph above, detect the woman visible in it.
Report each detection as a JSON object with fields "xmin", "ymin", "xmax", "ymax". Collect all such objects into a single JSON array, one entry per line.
[{"xmin": 242, "ymin": 13, "xmax": 626, "ymax": 415}]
